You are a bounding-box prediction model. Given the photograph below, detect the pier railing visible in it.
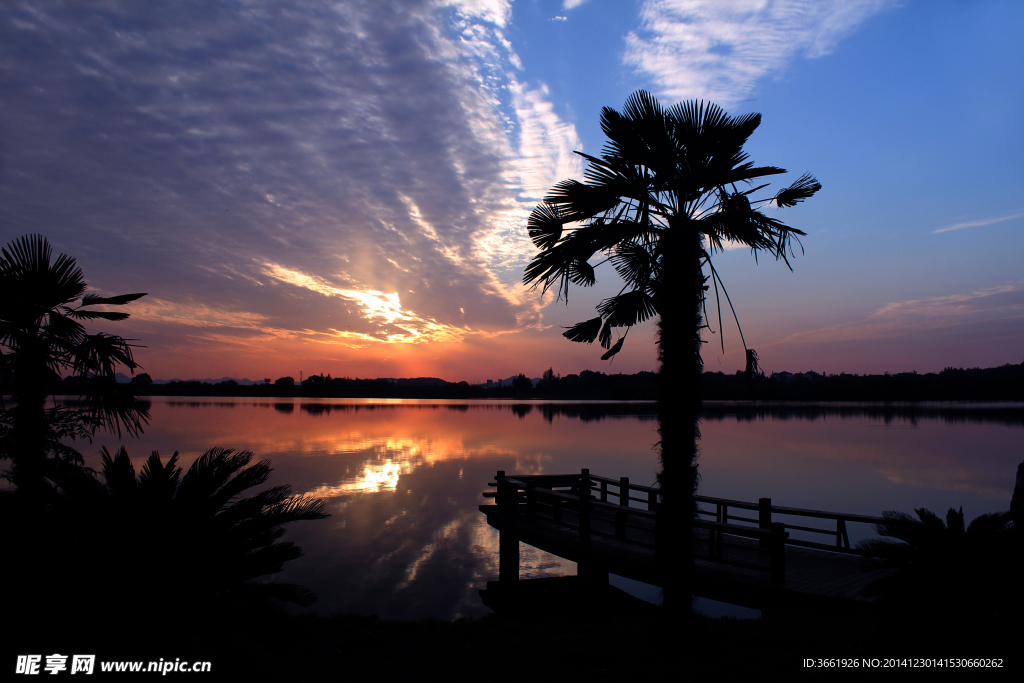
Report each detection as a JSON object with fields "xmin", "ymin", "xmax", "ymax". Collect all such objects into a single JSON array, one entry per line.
[
  {"xmin": 486, "ymin": 470, "xmax": 887, "ymax": 584},
  {"xmin": 486, "ymin": 470, "xmax": 791, "ymax": 583},
  {"xmin": 692, "ymin": 495, "xmax": 884, "ymax": 555}
]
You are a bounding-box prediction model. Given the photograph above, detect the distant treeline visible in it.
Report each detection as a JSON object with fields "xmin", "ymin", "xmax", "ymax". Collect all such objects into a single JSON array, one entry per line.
[
  {"xmin": 704, "ymin": 363, "xmax": 1024, "ymax": 402},
  {"xmin": 81, "ymin": 369, "xmax": 659, "ymax": 400},
  {"xmin": 45, "ymin": 362, "xmax": 1024, "ymax": 401}
]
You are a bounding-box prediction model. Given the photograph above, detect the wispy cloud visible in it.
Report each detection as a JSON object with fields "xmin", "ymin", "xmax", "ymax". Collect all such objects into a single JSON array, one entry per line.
[
  {"xmin": 263, "ymin": 262, "xmax": 471, "ymax": 344},
  {"xmin": 563, "ymin": 0, "xmax": 590, "ymax": 9},
  {"xmin": 932, "ymin": 211, "xmax": 1024, "ymax": 234},
  {"xmin": 0, "ymin": 0, "xmax": 580, "ymax": 368},
  {"xmin": 780, "ymin": 285, "xmax": 1024, "ymax": 344},
  {"xmin": 624, "ymin": 0, "xmax": 897, "ymax": 106}
]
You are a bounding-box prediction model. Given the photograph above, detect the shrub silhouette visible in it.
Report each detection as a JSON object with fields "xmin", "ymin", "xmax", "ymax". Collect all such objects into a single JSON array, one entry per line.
[
  {"xmin": 858, "ymin": 506, "xmax": 1019, "ymax": 626},
  {"xmin": 4, "ymin": 446, "xmax": 327, "ymax": 645}
]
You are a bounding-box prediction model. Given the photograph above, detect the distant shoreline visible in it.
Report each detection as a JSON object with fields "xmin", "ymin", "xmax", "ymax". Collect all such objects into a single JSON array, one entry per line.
[{"xmin": 112, "ymin": 362, "xmax": 1024, "ymax": 401}]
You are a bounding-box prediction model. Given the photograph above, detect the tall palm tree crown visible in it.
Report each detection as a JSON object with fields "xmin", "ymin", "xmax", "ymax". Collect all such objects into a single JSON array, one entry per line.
[
  {"xmin": 523, "ymin": 91, "xmax": 819, "ymax": 359},
  {"xmin": 0, "ymin": 234, "xmax": 149, "ymax": 485}
]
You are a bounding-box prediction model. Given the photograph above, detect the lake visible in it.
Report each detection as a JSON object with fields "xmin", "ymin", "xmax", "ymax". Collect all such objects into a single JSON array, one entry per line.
[{"xmin": 79, "ymin": 397, "xmax": 1024, "ymax": 620}]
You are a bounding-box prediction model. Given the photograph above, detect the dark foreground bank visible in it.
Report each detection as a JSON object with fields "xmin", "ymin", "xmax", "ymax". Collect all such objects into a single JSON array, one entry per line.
[{"xmin": 8, "ymin": 597, "xmax": 1018, "ymax": 681}]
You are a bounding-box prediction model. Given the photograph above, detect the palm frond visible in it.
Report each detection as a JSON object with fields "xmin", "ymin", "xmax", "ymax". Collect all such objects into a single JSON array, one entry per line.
[
  {"xmin": 611, "ymin": 241, "xmax": 657, "ymax": 288},
  {"xmin": 527, "ymin": 203, "xmax": 565, "ymax": 250},
  {"xmin": 544, "ymin": 179, "xmax": 619, "ymax": 221},
  {"xmin": 774, "ymin": 173, "xmax": 822, "ymax": 207},
  {"xmin": 601, "ymin": 336, "xmax": 625, "ymax": 360},
  {"xmin": 598, "ymin": 319, "xmax": 613, "ymax": 349},
  {"xmin": 62, "ymin": 309, "xmax": 131, "ymax": 321},
  {"xmin": 80, "ymin": 293, "xmax": 147, "ymax": 306},
  {"xmin": 138, "ymin": 451, "xmax": 181, "ymax": 499},
  {"xmin": 100, "ymin": 446, "xmax": 138, "ymax": 498},
  {"xmin": 562, "ymin": 316, "xmax": 603, "ymax": 344},
  {"xmin": 597, "ymin": 290, "xmax": 658, "ymax": 328}
]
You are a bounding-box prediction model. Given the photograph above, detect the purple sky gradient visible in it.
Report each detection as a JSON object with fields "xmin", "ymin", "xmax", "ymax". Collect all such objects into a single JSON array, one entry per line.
[{"xmin": 2, "ymin": 0, "xmax": 1021, "ymax": 382}]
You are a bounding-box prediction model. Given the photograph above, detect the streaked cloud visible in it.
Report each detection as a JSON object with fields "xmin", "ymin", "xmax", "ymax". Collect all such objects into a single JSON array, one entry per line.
[
  {"xmin": 563, "ymin": 0, "xmax": 590, "ymax": 9},
  {"xmin": 932, "ymin": 211, "xmax": 1024, "ymax": 234},
  {"xmin": 780, "ymin": 285, "xmax": 1024, "ymax": 345},
  {"xmin": 625, "ymin": 0, "xmax": 897, "ymax": 106},
  {"xmin": 0, "ymin": 0, "xmax": 580, "ymax": 373},
  {"xmin": 263, "ymin": 262, "xmax": 470, "ymax": 344}
]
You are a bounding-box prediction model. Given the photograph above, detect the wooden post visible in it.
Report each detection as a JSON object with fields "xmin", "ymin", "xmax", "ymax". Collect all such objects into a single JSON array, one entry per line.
[
  {"xmin": 837, "ymin": 518, "xmax": 850, "ymax": 548},
  {"xmin": 648, "ymin": 489, "xmax": 657, "ymax": 512},
  {"xmin": 770, "ymin": 522, "xmax": 786, "ymax": 584},
  {"xmin": 616, "ymin": 477, "xmax": 629, "ymax": 540},
  {"xmin": 719, "ymin": 504, "xmax": 728, "ymax": 559},
  {"xmin": 759, "ymin": 497, "xmax": 772, "ymax": 549},
  {"xmin": 579, "ymin": 469, "xmax": 591, "ymax": 545},
  {"xmin": 495, "ymin": 470, "xmax": 508, "ymax": 510},
  {"xmin": 499, "ymin": 530, "xmax": 519, "ymax": 584},
  {"xmin": 600, "ymin": 479, "xmax": 608, "ymax": 503}
]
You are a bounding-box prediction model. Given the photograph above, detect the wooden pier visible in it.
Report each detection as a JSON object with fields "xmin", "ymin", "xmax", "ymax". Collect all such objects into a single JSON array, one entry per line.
[{"xmin": 479, "ymin": 470, "xmax": 896, "ymax": 611}]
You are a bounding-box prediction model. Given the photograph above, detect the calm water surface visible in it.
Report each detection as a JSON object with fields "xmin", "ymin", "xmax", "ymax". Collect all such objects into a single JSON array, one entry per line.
[{"xmin": 80, "ymin": 398, "xmax": 1023, "ymax": 620}]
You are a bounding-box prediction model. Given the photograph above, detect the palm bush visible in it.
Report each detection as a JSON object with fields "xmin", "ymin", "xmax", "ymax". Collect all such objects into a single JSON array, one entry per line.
[
  {"xmin": 71, "ymin": 446, "xmax": 327, "ymax": 604},
  {"xmin": 858, "ymin": 506, "xmax": 1019, "ymax": 623},
  {"xmin": 4, "ymin": 445, "xmax": 328, "ymax": 647}
]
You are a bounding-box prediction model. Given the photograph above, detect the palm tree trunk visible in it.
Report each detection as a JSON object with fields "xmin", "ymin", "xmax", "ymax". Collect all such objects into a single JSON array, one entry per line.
[
  {"xmin": 8, "ymin": 342, "xmax": 51, "ymax": 492},
  {"xmin": 655, "ymin": 227, "xmax": 704, "ymax": 617}
]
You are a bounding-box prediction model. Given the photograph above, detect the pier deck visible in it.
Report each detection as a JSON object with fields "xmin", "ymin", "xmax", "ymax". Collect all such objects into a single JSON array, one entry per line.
[{"xmin": 480, "ymin": 470, "xmax": 895, "ymax": 610}]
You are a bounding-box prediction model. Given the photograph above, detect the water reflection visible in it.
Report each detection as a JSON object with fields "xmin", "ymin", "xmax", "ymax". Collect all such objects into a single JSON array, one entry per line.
[
  {"xmin": 702, "ymin": 400, "xmax": 1024, "ymax": 427},
  {"xmin": 73, "ymin": 397, "xmax": 1022, "ymax": 620}
]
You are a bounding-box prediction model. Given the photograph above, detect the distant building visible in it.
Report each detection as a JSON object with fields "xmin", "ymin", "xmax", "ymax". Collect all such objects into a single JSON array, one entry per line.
[
  {"xmin": 772, "ymin": 371, "xmax": 794, "ymax": 383},
  {"xmin": 796, "ymin": 371, "xmax": 825, "ymax": 382}
]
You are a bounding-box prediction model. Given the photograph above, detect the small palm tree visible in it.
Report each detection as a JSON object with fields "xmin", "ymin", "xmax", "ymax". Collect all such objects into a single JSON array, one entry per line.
[
  {"xmin": 62, "ymin": 447, "xmax": 327, "ymax": 608},
  {"xmin": 858, "ymin": 506, "xmax": 1018, "ymax": 623},
  {"xmin": 0, "ymin": 234, "xmax": 149, "ymax": 488},
  {"xmin": 5, "ymin": 446, "xmax": 327, "ymax": 645},
  {"xmin": 523, "ymin": 91, "xmax": 819, "ymax": 611},
  {"xmin": 860, "ymin": 506, "xmax": 1014, "ymax": 567}
]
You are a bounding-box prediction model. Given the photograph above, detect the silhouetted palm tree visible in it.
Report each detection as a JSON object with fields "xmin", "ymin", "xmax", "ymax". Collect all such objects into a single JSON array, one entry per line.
[
  {"xmin": 858, "ymin": 506, "xmax": 1018, "ymax": 623},
  {"xmin": 523, "ymin": 91, "xmax": 819, "ymax": 612},
  {"xmin": 0, "ymin": 234, "xmax": 148, "ymax": 488},
  {"xmin": 5, "ymin": 445, "xmax": 327, "ymax": 646},
  {"xmin": 33, "ymin": 446, "xmax": 323, "ymax": 622},
  {"xmin": 860, "ymin": 506, "xmax": 1014, "ymax": 568}
]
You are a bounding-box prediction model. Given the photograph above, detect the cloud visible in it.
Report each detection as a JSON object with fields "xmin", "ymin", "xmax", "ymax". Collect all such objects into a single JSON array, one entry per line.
[
  {"xmin": 551, "ymin": 16, "xmax": 568, "ymax": 22},
  {"xmin": 932, "ymin": 211, "xmax": 1024, "ymax": 234},
  {"xmin": 779, "ymin": 285, "xmax": 1024, "ymax": 345},
  {"xmin": 262, "ymin": 262, "xmax": 471, "ymax": 343},
  {"xmin": 624, "ymin": 0, "xmax": 897, "ymax": 106},
  {"xmin": 563, "ymin": 0, "xmax": 590, "ymax": 9},
  {"xmin": 0, "ymin": 0, "xmax": 581, "ymax": 364}
]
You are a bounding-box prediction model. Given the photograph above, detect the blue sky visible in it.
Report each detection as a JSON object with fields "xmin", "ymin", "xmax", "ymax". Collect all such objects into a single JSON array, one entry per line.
[{"xmin": 1, "ymin": 0, "xmax": 1021, "ymax": 381}]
